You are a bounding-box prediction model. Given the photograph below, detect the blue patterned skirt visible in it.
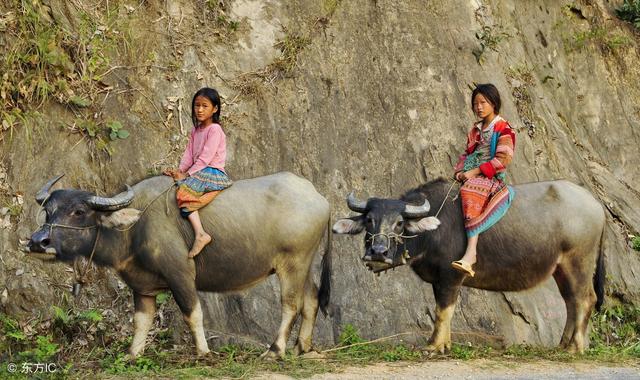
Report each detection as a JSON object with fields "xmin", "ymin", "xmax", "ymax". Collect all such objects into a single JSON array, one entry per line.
[{"xmin": 176, "ymin": 167, "xmax": 232, "ymax": 217}]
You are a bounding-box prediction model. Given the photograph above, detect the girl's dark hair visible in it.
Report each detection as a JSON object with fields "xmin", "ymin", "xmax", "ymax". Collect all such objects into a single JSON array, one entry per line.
[
  {"xmin": 191, "ymin": 87, "xmax": 221, "ymax": 126},
  {"xmin": 471, "ymin": 83, "xmax": 501, "ymax": 113}
]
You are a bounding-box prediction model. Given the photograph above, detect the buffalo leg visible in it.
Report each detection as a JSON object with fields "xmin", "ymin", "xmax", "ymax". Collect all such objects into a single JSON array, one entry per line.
[
  {"xmin": 293, "ymin": 273, "xmax": 319, "ymax": 356},
  {"xmin": 553, "ymin": 267, "xmax": 576, "ymax": 348},
  {"xmin": 426, "ymin": 283, "xmax": 461, "ymax": 353},
  {"xmin": 262, "ymin": 270, "xmax": 306, "ymax": 359},
  {"xmin": 170, "ymin": 280, "xmax": 210, "ymax": 356},
  {"xmin": 130, "ymin": 293, "xmax": 157, "ymax": 358},
  {"xmin": 553, "ymin": 257, "xmax": 597, "ymax": 353},
  {"xmin": 569, "ymin": 258, "xmax": 597, "ymax": 353}
]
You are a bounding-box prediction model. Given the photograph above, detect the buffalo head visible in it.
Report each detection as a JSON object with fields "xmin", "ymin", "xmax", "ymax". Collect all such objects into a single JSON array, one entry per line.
[
  {"xmin": 332, "ymin": 192, "xmax": 441, "ymax": 265},
  {"xmin": 28, "ymin": 175, "xmax": 138, "ymax": 262}
]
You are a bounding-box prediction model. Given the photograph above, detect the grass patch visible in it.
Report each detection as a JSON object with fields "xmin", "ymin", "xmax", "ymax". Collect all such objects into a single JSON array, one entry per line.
[
  {"xmin": 616, "ymin": 0, "xmax": 640, "ymax": 30},
  {"xmin": 590, "ymin": 304, "xmax": 640, "ymax": 352},
  {"xmin": 0, "ymin": 0, "xmax": 133, "ymax": 155},
  {"xmin": 565, "ymin": 27, "xmax": 632, "ymax": 53},
  {"xmin": 230, "ymin": 26, "xmax": 311, "ymax": 97},
  {"xmin": 450, "ymin": 343, "xmax": 493, "ymax": 360},
  {"xmin": 323, "ymin": 0, "xmax": 341, "ymax": 17},
  {"xmin": 2, "ymin": 311, "xmax": 639, "ymax": 378},
  {"xmin": 272, "ymin": 26, "xmax": 312, "ymax": 73}
]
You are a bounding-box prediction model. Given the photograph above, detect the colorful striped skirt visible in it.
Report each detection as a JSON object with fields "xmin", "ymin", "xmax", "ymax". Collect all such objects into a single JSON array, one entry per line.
[
  {"xmin": 176, "ymin": 167, "xmax": 232, "ymax": 217},
  {"xmin": 460, "ymin": 176, "xmax": 514, "ymax": 237}
]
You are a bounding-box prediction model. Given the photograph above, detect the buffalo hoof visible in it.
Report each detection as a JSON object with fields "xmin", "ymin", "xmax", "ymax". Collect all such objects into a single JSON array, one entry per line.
[
  {"xmin": 293, "ymin": 342, "xmax": 310, "ymax": 356},
  {"xmin": 424, "ymin": 341, "xmax": 451, "ymax": 356},
  {"xmin": 566, "ymin": 344, "xmax": 584, "ymax": 355},
  {"xmin": 196, "ymin": 348, "xmax": 211, "ymax": 357},
  {"xmin": 293, "ymin": 341, "xmax": 312, "ymax": 356},
  {"xmin": 260, "ymin": 347, "xmax": 284, "ymax": 360},
  {"xmin": 299, "ymin": 351, "xmax": 327, "ymax": 360}
]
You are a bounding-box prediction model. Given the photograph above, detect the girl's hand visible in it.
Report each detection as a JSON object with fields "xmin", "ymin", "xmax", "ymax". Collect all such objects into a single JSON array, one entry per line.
[
  {"xmin": 455, "ymin": 168, "xmax": 481, "ymax": 182},
  {"xmin": 462, "ymin": 168, "xmax": 481, "ymax": 180},
  {"xmin": 162, "ymin": 169, "xmax": 186, "ymax": 181}
]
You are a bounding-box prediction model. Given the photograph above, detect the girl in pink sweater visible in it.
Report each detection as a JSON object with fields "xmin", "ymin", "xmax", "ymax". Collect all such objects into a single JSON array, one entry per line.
[{"xmin": 164, "ymin": 87, "xmax": 232, "ymax": 258}]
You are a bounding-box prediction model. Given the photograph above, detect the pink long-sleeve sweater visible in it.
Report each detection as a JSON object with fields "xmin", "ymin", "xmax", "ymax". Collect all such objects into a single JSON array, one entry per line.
[{"xmin": 178, "ymin": 123, "xmax": 227, "ymax": 175}]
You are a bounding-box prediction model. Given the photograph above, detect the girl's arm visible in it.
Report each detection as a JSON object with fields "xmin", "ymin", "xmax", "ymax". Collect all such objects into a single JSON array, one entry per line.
[
  {"xmin": 178, "ymin": 130, "xmax": 195, "ymax": 173},
  {"xmin": 478, "ymin": 128, "xmax": 515, "ymax": 179},
  {"xmin": 453, "ymin": 133, "xmax": 472, "ymax": 179},
  {"xmin": 454, "ymin": 152, "xmax": 467, "ymax": 174},
  {"xmin": 186, "ymin": 126, "xmax": 223, "ymax": 176}
]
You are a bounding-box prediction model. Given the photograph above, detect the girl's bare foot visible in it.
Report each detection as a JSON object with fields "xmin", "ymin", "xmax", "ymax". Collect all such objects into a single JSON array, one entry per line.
[{"xmin": 189, "ymin": 233, "xmax": 212, "ymax": 258}]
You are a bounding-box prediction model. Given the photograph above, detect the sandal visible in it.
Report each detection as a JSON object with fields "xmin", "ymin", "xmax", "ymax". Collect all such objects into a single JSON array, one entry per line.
[{"xmin": 451, "ymin": 260, "xmax": 475, "ymax": 277}]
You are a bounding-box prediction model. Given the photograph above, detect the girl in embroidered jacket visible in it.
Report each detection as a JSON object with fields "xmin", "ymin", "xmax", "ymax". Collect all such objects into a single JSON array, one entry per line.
[
  {"xmin": 163, "ymin": 87, "xmax": 233, "ymax": 258},
  {"xmin": 451, "ymin": 84, "xmax": 515, "ymax": 277}
]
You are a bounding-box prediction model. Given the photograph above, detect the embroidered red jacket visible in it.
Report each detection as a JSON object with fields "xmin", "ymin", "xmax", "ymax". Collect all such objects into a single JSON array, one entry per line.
[{"xmin": 454, "ymin": 118, "xmax": 516, "ymax": 179}]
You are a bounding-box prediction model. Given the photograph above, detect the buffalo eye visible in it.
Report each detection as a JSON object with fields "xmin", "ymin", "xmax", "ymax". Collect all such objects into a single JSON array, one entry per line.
[
  {"xmin": 71, "ymin": 209, "xmax": 86, "ymax": 217},
  {"xmin": 394, "ymin": 220, "xmax": 404, "ymax": 232}
]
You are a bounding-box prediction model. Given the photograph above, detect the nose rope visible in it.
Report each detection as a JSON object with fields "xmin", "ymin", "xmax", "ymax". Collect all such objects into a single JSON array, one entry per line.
[
  {"xmin": 365, "ymin": 231, "xmax": 419, "ymax": 251},
  {"xmin": 364, "ymin": 181, "xmax": 459, "ymax": 249},
  {"xmin": 434, "ymin": 180, "xmax": 459, "ymax": 219},
  {"xmin": 113, "ymin": 183, "xmax": 177, "ymax": 232},
  {"xmin": 32, "ymin": 182, "xmax": 177, "ymax": 295},
  {"xmin": 36, "ymin": 222, "xmax": 100, "ymax": 294},
  {"xmin": 365, "ymin": 180, "xmax": 459, "ymax": 272}
]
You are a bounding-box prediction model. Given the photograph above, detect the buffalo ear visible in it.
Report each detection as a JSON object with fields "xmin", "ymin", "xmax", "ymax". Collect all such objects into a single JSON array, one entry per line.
[
  {"xmin": 405, "ymin": 216, "xmax": 440, "ymax": 233},
  {"xmin": 99, "ymin": 208, "xmax": 142, "ymax": 229},
  {"xmin": 332, "ymin": 216, "xmax": 365, "ymax": 235}
]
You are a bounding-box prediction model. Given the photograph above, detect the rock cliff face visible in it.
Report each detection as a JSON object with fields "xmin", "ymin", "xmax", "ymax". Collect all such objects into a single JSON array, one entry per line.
[{"xmin": 1, "ymin": 0, "xmax": 639, "ymax": 349}]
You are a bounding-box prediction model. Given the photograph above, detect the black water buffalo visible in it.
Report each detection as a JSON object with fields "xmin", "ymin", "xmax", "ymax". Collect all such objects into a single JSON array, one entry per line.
[
  {"xmin": 28, "ymin": 172, "xmax": 332, "ymax": 358},
  {"xmin": 333, "ymin": 178, "xmax": 605, "ymax": 353}
]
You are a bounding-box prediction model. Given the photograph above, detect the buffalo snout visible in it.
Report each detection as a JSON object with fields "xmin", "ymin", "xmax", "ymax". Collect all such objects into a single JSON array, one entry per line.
[
  {"xmin": 364, "ymin": 243, "xmax": 393, "ymax": 264},
  {"xmin": 28, "ymin": 228, "xmax": 51, "ymax": 253},
  {"xmin": 371, "ymin": 244, "xmax": 388, "ymax": 256}
]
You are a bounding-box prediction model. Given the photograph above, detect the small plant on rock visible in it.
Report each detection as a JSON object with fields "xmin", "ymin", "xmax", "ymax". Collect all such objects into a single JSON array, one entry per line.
[{"xmin": 472, "ymin": 25, "xmax": 511, "ymax": 65}]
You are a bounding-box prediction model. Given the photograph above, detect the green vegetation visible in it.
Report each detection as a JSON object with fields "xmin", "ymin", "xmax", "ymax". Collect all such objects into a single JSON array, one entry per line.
[
  {"xmin": 631, "ymin": 235, "xmax": 640, "ymax": 251},
  {"xmin": 591, "ymin": 304, "xmax": 640, "ymax": 354},
  {"xmin": 450, "ymin": 343, "xmax": 493, "ymax": 360},
  {"xmin": 472, "ymin": 24, "xmax": 511, "ymax": 65},
  {"xmin": 155, "ymin": 291, "xmax": 171, "ymax": 306},
  {"xmin": 106, "ymin": 120, "xmax": 129, "ymax": 141},
  {"xmin": 616, "ymin": 0, "xmax": 640, "ymax": 30},
  {"xmin": 323, "ymin": 0, "xmax": 341, "ymax": 16},
  {"xmin": 331, "ymin": 324, "xmax": 423, "ymax": 363},
  {"xmin": 203, "ymin": 0, "xmax": 241, "ymax": 35},
  {"xmin": 566, "ymin": 27, "xmax": 632, "ymax": 53},
  {"xmin": 230, "ymin": 26, "xmax": 312, "ymax": 96},
  {"xmin": 2, "ymin": 202, "xmax": 22, "ymax": 218},
  {"xmin": 230, "ymin": 1, "xmax": 342, "ymax": 98},
  {"xmin": 273, "ymin": 27, "xmax": 312, "ymax": 74},
  {"xmin": 0, "ymin": 0, "xmax": 131, "ymax": 155},
  {"xmin": 2, "ymin": 310, "xmax": 640, "ymax": 378}
]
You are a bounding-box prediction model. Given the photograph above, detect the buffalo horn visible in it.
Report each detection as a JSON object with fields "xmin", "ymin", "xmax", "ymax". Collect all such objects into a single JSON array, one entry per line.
[
  {"xmin": 402, "ymin": 199, "xmax": 431, "ymax": 218},
  {"xmin": 87, "ymin": 185, "xmax": 134, "ymax": 211},
  {"xmin": 35, "ymin": 174, "xmax": 65, "ymax": 204},
  {"xmin": 346, "ymin": 192, "xmax": 368, "ymax": 213}
]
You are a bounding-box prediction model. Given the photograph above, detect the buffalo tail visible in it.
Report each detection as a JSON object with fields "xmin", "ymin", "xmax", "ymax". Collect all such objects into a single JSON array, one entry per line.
[
  {"xmin": 318, "ymin": 218, "xmax": 332, "ymax": 316},
  {"xmin": 594, "ymin": 226, "xmax": 606, "ymax": 312}
]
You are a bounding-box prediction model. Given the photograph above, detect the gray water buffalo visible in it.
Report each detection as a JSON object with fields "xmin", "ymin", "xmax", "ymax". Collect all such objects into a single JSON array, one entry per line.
[
  {"xmin": 28, "ymin": 172, "xmax": 332, "ymax": 358},
  {"xmin": 333, "ymin": 178, "xmax": 605, "ymax": 353}
]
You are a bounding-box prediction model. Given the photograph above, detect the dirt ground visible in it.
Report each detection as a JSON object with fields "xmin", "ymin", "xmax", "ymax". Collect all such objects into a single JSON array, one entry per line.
[{"xmin": 255, "ymin": 359, "xmax": 640, "ymax": 379}]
